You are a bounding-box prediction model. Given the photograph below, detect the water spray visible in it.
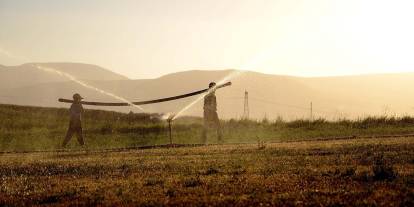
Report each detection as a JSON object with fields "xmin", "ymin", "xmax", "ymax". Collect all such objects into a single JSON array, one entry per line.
[
  {"xmin": 172, "ymin": 70, "xmax": 243, "ymax": 120},
  {"xmin": 0, "ymin": 47, "xmax": 145, "ymax": 112},
  {"xmin": 33, "ymin": 64, "xmax": 145, "ymax": 112}
]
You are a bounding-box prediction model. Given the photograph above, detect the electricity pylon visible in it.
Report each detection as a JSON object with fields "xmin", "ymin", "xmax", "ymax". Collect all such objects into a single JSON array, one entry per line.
[{"xmin": 243, "ymin": 90, "xmax": 249, "ymax": 119}]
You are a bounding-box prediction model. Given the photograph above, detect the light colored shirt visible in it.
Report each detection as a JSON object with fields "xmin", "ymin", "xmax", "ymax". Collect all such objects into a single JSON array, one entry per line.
[{"xmin": 204, "ymin": 93, "xmax": 217, "ymax": 112}]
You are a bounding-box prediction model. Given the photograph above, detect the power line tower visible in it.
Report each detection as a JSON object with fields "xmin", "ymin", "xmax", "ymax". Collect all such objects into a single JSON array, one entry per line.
[
  {"xmin": 243, "ymin": 90, "xmax": 249, "ymax": 119},
  {"xmin": 310, "ymin": 102, "xmax": 313, "ymax": 122}
]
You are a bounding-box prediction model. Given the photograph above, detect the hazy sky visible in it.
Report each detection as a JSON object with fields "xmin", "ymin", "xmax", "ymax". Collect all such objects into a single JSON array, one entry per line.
[{"xmin": 1, "ymin": 0, "xmax": 414, "ymax": 78}]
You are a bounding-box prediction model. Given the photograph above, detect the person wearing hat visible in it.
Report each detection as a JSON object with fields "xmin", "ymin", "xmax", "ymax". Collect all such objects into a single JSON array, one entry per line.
[
  {"xmin": 62, "ymin": 93, "xmax": 85, "ymax": 147},
  {"xmin": 201, "ymin": 82, "xmax": 223, "ymax": 144}
]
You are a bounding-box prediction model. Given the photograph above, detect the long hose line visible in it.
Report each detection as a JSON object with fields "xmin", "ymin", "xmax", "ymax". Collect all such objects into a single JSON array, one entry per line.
[{"xmin": 58, "ymin": 82, "xmax": 231, "ymax": 106}]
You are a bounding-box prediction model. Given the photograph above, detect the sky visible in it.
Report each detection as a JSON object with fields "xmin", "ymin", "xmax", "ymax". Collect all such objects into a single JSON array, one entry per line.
[{"xmin": 1, "ymin": 0, "xmax": 414, "ymax": 79}]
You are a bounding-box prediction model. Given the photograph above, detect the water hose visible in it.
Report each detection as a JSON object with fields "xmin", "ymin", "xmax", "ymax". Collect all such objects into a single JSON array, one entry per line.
[{"xmin": 58, "ymin": 82, "xmax": 231, "ymax": 106}]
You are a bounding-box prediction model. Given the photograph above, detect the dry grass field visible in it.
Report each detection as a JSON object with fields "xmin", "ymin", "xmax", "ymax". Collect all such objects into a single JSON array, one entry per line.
[{"xmin": 0, "ymin": 137, "xmax": 413, "ymax": 206}]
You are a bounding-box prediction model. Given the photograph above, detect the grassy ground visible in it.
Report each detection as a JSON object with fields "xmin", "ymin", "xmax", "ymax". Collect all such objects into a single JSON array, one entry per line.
[
  {"xmin": 0, "ymin": 137, "xmax": 413, "ymax": 206},
  {"xmin": 2, "ymin": 104, "xmax": 414, "ymax": 151}
]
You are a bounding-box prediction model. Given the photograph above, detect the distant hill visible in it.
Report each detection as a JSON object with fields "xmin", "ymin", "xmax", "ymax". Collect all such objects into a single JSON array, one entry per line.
[
  {"xmin": 0, "ymin": 62, "xmax": 128, "ymax": 89},
  {"xmin": 1, "ymin": 63, "xmax": 414, "ymax": 120}
]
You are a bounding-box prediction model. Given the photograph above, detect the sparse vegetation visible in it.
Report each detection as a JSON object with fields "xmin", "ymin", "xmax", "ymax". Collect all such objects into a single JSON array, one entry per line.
[
  {"xmin": 2, "ymin": 104, "xmax": 414, "ymax": 151},
  {"xmin": 0, "ymin": 137, "xmax": 412, "ymax": 206},
  {"xmin": 1, "ymin": 104, "xmax": 414, "ymax": 205}
]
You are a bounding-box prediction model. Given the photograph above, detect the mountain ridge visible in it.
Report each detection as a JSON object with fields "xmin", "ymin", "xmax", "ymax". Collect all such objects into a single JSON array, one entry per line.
[{"xmin": 1, "ymin": 62, "xmax": 414, "ymax": 120}]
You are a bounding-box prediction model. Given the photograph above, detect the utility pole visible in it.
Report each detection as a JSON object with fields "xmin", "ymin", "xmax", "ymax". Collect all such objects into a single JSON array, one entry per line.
[
  {"xmin": 243, "ymin": 90, "xmax": 249, "ymax": 119},
  {"xmin": 310, "ymin": 102, "xmax": 313, "ymax": 122}
]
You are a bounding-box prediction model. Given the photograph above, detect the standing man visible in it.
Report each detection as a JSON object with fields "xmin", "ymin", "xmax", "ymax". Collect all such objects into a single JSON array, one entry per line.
[
  {"xmin": 62, "ymin": 93, "xmax": 85, "ymax": 147},
  {"xmin": 202, "ymin": 82, "xmax": 223, "ymax": 144}
]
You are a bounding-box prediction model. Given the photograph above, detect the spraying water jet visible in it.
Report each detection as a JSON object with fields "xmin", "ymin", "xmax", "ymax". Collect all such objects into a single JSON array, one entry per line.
[
  {"xmin": 172, "ymin": 70, "xmax": 244, "ymax": 120},
  {"xmin": 32, "ymin": 64, "xmax": 145, "ymax": 112}
]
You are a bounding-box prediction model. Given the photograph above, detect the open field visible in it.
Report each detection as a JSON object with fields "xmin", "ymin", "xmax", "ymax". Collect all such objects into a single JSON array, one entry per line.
[
  {"xmin": 0, "ymin": 137, "xmax": 413, "ymax": 206},
  {"xmin": 3, "ymin": 104, "xmax": 414, "ymax": 152},
  {"xmin": 1, "ymin": 104, "xmax": 414, "ymax": 206}
]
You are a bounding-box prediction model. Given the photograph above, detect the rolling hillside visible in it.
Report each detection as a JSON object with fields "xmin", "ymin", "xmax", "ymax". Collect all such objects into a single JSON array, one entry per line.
[
  {"xmin": 0, "ymin": 62, "xmax": 128, "ymax": 89},
  {"xmin": 1, "ymin": 63, "xmax": 414, "ymax": 120}
]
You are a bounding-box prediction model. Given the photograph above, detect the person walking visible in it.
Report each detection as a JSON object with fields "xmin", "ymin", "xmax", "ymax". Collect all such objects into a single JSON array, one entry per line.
[
  {"xmin": 62, "ymin": 93, "xmax": 85, "ymax": 147},
  {"xmin": 201, "ymin": 82, "xmax": 223, "ymax": 144}
]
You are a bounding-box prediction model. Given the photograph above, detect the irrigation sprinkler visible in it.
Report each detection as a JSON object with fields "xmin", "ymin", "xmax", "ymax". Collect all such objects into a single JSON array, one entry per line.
[
  {"xmin": 166, "ymin": 114, "xmax": 175, "ymax": 146},
  {"xmin": 58, "ymin": 82, "xmax": 232, "ymax": 106}
]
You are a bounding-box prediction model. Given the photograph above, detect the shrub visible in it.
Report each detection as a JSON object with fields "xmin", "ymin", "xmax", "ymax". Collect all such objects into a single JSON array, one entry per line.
[
  {"xmin": 257, "ymin": 140, "xmax": 266, "ymax": 150},
  {"xmin": 203, "ymin": 167, "xmax": 219, "ymax": 175},
  {"xmin": 183, "ymin": 177, "xmax": 202, "ymax": 187},
  {"xmin": 372, "ymin": 155, "xmax": 397, "ymax": 181},
  {"xmin": 341, "ymin": 167, "xmax": 356, "ymax": 177},
  {"xmin": 144, "ymin": 178, "xmax": 164, "ymax": 186}
]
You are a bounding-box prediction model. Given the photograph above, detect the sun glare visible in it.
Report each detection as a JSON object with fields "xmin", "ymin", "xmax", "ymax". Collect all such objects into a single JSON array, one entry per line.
[{"xmin": 241, "ymin": 0, "xmax": 414, "ymax": 77}]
